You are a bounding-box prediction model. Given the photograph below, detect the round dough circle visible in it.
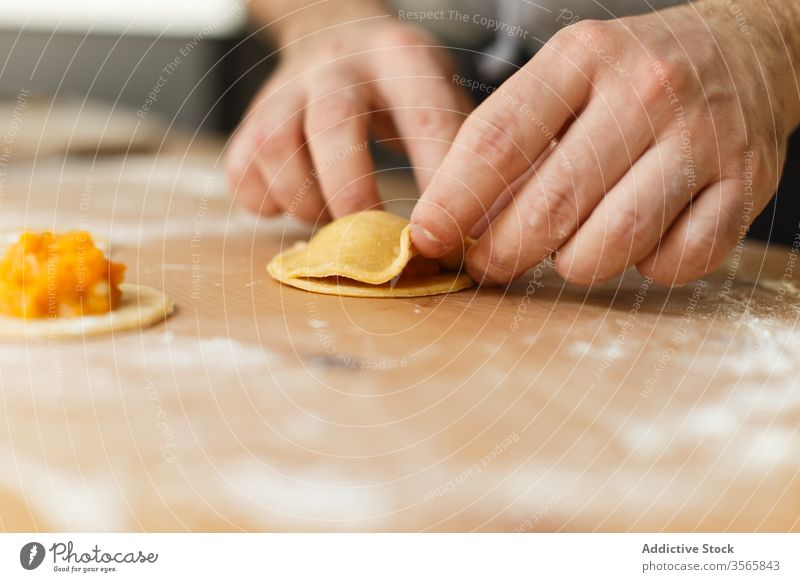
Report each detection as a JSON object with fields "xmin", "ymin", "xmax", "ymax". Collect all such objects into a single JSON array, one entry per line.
[
  {"xmin": 273, "ymin": 271, "xmax": 475, "ymax": 298},
  {"xmin": 0, "ymin": 284, "xmax": 174, "ymax": 339}
]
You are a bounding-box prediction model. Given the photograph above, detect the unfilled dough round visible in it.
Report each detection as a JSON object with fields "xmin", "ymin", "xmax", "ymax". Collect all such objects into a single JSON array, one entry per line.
[
  {"xmin": 271, "ymin": 272, "xmax": 474, "ymax": 298},
  {"xmin": 267, "ymin": 211, "xmax": 474, "ymax": 298},
  {"xmin": 0, "ymin": 284, "xmax": 174, "ymax": 339}
]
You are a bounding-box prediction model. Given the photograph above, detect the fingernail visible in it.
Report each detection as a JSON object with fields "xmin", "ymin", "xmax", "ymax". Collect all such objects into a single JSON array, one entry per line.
[
  {"xmin": 417, "ymin": 225, "xmax": 442, "ymax": 244},
  {"xmin": 410, "ymin": 223, "xmax": 447, "ymax": 256}
]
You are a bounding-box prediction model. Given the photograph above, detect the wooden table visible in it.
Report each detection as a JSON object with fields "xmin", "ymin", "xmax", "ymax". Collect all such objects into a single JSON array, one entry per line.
[{"xmin": 0, "ymin": 139, "xmax": 798, "ymax": 532}]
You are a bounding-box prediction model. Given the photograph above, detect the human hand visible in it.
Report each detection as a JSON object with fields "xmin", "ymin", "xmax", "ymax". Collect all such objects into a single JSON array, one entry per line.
[
  {"xmin": 226, "ymin": 17, "xmax": 472, "ymax": 222},
  {"xmin": 410, "ymin": 0, "xmax": 799, "ymax": 286}
]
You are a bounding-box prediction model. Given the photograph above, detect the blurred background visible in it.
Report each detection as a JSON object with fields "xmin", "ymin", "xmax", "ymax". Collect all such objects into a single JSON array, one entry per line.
[
  {"xmin": 0, "ymin": 0, "xmax": 266, "ymax": 133},
  {"xmin": 0, "ymin": 0, "xmax": 796, "ymax": 244}
]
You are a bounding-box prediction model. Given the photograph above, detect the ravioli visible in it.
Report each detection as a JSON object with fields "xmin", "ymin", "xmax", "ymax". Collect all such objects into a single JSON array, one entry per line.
[{"xmin": 267, "ymin": 211, "xmax": 474, "ymax": 298}]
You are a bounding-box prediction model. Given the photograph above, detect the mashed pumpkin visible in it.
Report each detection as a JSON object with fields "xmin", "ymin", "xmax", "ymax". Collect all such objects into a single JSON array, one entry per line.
[{"xmin": 0, "ymin": 231, "xmax": 125, "ymax": 319}]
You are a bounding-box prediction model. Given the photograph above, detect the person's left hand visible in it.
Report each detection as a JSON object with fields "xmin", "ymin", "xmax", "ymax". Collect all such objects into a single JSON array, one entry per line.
[
  {"xmin": 225, "ymin": 18, "xmax": 473, "ymax": 223},
  {"xmin": 410, "ymin": 1, "xmax": 796, "ymax": 286}
]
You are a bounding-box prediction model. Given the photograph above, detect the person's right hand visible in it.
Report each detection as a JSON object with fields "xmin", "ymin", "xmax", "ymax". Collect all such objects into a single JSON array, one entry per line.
[
  {"xmin": 225, "ymin": 18, "xmax": 473, "ymax": 222},
  {"xmin": 409, "ymin": 2, "xmax": 799, "ymax": 288}
]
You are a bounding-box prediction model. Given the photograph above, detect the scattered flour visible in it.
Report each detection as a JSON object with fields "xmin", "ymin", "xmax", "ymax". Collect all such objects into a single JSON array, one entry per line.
[
  {"xmin": 218, "ymin": 459, "xmax": 393, "ymax": 522},
  {"xmin": 0, "ymin": 449, "xmax": 127, "ymax": 530}
]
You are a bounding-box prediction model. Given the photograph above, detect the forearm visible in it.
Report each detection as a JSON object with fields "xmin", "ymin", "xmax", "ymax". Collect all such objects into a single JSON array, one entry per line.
[{"xmin": 248, "ymin": 0, "xmax": 391, "ymax": 46}]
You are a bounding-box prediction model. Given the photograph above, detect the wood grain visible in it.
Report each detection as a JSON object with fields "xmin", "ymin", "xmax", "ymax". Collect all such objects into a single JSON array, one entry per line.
[{"xmin": 0, "ymin": 144, "xmax": 798, "ymax": 532}]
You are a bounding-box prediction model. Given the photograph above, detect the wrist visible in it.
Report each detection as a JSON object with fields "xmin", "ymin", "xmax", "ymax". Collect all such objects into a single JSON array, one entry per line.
[
  {"xmin": 268, "ymin": 1, "xmax": 391, "ymax": 47},
  {"xmin": 701, "ymin": 0, "xmax": 800, "ymax": 131}
]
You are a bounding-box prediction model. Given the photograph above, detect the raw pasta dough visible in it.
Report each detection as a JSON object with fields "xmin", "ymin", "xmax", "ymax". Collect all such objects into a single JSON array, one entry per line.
[
  {"xmin": 0, "ymin": 284, "xmax": 174, "ymax": 339},
  {"xmin": 267, "ymin": 211, "xmax": 474, "ymax": 298}
]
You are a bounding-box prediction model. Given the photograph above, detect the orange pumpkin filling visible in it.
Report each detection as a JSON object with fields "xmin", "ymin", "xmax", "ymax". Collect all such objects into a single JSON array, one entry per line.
[{"xmin": 0, "ymin": 231, "xmax": 125, "ymax": 319}]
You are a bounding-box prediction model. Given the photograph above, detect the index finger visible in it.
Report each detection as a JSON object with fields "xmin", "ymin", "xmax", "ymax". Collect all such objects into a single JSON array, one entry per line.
[
  {"xmin": 371, "ymin": 49, "xmax": 473, "ymax": 192},
  {"xmin": 410, "ymin": 40, "xmax": 591, "ymax": 257},
  {"xmin": 303, "ymin": 69, "xmax": 381, "ymax": 218}
]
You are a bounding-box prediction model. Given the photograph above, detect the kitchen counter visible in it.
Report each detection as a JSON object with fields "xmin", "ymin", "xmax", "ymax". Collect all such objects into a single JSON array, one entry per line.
[{"xmin": 0, "ymin": 136, "xmax": 798, "ymax": 532}]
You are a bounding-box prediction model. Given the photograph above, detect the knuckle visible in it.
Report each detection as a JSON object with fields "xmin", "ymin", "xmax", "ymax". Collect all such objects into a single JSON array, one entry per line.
[
  {"xmin": 475, "ymin": 243, "xmax": 523, "ymax": 285},
  {"xmin": 316, "ymin": 43, "xmax": 347, "ymax": 63},
  {"xmin": 607, "ymin": 204, "xmax": 662, "ymax": 251},
  {"xmin": 567, "ymin": 19, "xmax": 611, "ymax": 43},
  {"xmin": 304, "ymin": 93, "xmax": 363, "ymax": 135},
  {"xmin": 486, "ymin": 247, "xmax": 523, "ymax": 282},
  {"xmin": 550, "ymin": 20, "xmax": 614, "ymax": 64},
  {"xmin": 378, "ymin": 24, "xmax": 430, "ymax": 49},
  {"xmin": 553, "ymin": 238, "xmax": 614, "ymax": 286},
  {"xmin": 465, "ymin": 112, "xmax": 523, "ymax": 164},
  {"xmin": 689, "ymin": 214, "xmax": 739, "ymax": 264},
  {"xmin": 639, "ymin": 55, "xmax": 689, "ymax": 107},
  {"xmin": 659, "ymin": 216, "xmax": 740, "ymax": 285},
  {"xmin": 403, "ymin": 106, "xmax": 453, "ymax": 136},
  {"xmin": 635, "ymin": 73, "xmax": 669, "ymax": 110},
  {"xmin": 255, "ymin": 120, "xmax": 298, "ymax": 154},
  {"xmin": 535, "ymin": 177, "xmax": 580, "ymax": 240}
]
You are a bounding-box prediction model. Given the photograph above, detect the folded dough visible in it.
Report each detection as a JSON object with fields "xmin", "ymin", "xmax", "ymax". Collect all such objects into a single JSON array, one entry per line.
[{"xmin": 267, "ymin": 211, "xmax": 474, "ymax": 298}]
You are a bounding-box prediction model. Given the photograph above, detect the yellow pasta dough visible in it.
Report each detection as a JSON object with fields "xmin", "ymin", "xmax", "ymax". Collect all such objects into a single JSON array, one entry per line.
[
  {"xmin": 0, "ymin": 232, "xmax": 174, "ymax": 339},
  {"xmin": 0, "ymin": 284, "xmax": 174, "ymax": 339},
  {"xmin": 267, "ymin": 211, "xmax": 474, "ymax": 298}
]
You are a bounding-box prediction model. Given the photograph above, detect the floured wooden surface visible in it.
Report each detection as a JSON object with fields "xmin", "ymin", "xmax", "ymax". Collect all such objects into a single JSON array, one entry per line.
[
  {"xmin": 0, "ymin": 98, "xmax": 166, "ymax": 159},
  {"xmin": 0, "ymin": 150, "xmax": 798, "ymax": 532}
]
